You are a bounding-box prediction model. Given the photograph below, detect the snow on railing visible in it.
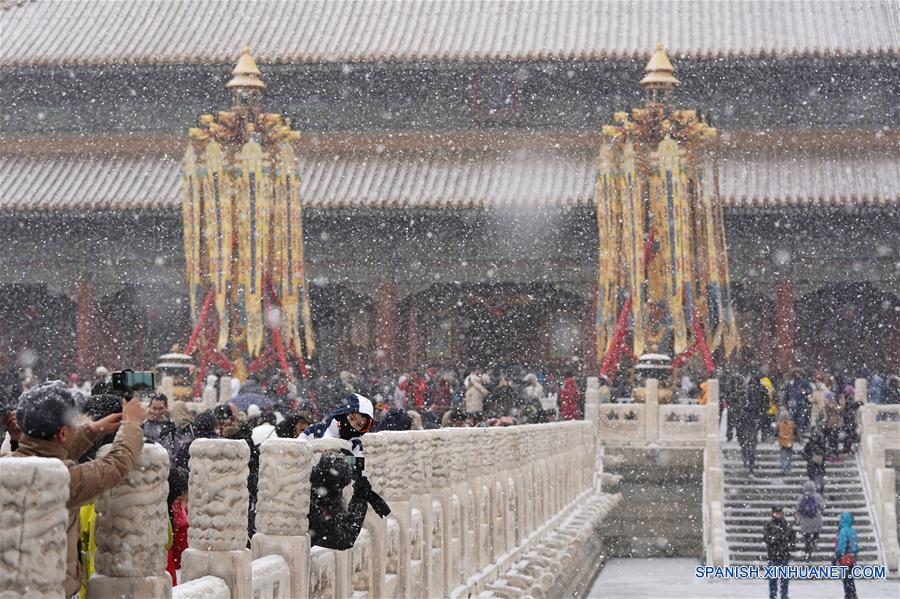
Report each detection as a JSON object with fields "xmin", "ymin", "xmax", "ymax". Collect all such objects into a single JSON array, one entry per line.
[
  {"xmin": 172, "ymin": 575, "xmax": 230, "ymax": 599},
  {"xmin": 250, "ymin": 555, "xmax": 291, "ymax": 599},
  {"xmin": 856, "ymin": 378, "xmax": 900, "ymax": 573}
]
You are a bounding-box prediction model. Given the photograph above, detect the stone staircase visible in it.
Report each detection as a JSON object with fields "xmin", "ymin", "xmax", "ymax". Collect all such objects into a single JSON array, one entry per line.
[{"xmin": 722, "ymin": 444, "xmax": 880, "ymax": 566}]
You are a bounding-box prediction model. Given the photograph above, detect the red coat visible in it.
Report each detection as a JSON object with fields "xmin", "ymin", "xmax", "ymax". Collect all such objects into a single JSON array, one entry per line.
[
  {"xmin": 559, "ymin": 378, "xmax": 582, "ymax": 420},
  {"xmin": 166, "ymin": 501, "xmax": 189, "ymax": 585},
  {"xmin": 412, "ymin": 377, "xmax": 428, "ymax": 409}
]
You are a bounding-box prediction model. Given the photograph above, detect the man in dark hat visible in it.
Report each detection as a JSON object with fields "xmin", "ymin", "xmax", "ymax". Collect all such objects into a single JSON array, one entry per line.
[
  {"xmin": 763, "ymin": 505, "xmax": 796, "ymax": 599},
  {"xmin": 4, "ymin": 381, "xmax": 145, "ymax": 597}
]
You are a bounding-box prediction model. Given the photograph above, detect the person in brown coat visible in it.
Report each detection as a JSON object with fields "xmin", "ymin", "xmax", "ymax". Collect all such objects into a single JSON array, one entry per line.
[{"xmin": 4, "ymin": 381, "xmax": 145, "ymax": 596}]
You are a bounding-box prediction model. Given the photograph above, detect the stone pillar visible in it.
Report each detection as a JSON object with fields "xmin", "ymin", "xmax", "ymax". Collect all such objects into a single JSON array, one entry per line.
[
  {"xmin": 706, "ymin": 379, "xmax": 720, "ymax": 436},
  {"xmin": 90, "ymin": 444, "xmax": 172, "ymax": 598},
  {"xmin": 0, "ymin": 457, "xmax": 70, "ymax": 597},
  {"xmin": 644, "ymin": 378, "xmax": 659, "ymax": 442},
  {"xmin": 251, "ymin": 438, "xmax": 313, "ymax": 599},
  {"xmin": 855, "ymin": 378, "xmax": 868, "ymax": 405},
  {"xmin": 181, "ymin": 439, "xmax": 252, "ymax": 597},
  {"xmin": 584, "ymin": 377, "xmax": 600, "ymax": 422},
  {"xmin": 375, "ymin": 283, "xmax": 398, "ymax": 370}
]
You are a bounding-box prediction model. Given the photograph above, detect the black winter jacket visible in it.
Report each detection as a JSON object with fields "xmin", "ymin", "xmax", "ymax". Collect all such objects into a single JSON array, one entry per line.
[{"xmin": 763, "ymin": 517, "xmax": 796, "ymax": 561}]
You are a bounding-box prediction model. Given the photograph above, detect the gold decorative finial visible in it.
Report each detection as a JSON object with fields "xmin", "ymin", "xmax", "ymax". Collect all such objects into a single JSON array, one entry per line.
[
  {"xmin": 226, "ymin": 47, "xmax": 267, "ymax": 92},
  {"xmin": 640, "ymin": 43, "xmax": 680, "ymax": 101}
]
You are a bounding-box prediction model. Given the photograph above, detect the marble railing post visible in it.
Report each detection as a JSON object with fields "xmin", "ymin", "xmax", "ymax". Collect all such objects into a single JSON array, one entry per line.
[
  {"xmin": 218, "ymin": 376, "xmax": 233, "ymax": 405},
  {"xmin": 251, "ymin": 438, "xmax": 313, "ymax": 599},
  {"xmin": 365, "ymin": 431, "xmax": 414, "ymax": 598},
  {"xmin": 584, "ymin": 376, "xmax": 600, "ymax": 422},
  {"xmin": 644, "ymin": 379, "xmax": 660, "ymax": 442},
  {"xmin": 0, "ymin": 457, "xmax": 70, "ymax": 597},
  {"xmin": 90, "ymin": 444, "xmax": 172, "ymax": 598},
  {"xmin": 355, "ymin": 434, "xmax": 389, "ymax": 599},
  {"xmin": 855, "ymin": 378, "xmax": 868, "ymax": 405},
  {"xmin": 497, "ymin": 428, "xmax": 517, "ymax": 555},
  {"xmin": 181, "ymin": 439, "xmax": 252, "ymax": 597},
  {"xmin": 444, "ymin": 430, "xmax": 468, "ymax": 589},
  {"xmin": 429, "ymin": 430, "xmax": 453, "ymax": 597},
  {"xmin": 706, "ymin": 379, "xmax": 720, "ymax": 436},
  {"xmin": 409, "ymin": 432, "xmax": 435, "ymax": 597}
]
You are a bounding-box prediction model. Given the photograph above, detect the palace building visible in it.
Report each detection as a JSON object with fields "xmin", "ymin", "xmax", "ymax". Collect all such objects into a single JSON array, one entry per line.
[{"xmin": 1, "ymin": 0, "xmax": 898, "ymax": 377}]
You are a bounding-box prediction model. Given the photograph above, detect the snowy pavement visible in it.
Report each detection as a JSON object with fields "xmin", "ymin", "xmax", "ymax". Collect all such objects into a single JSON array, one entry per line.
[{"xmin": 587, "ymin": 558, "xmax": 899, "ymax": 598}]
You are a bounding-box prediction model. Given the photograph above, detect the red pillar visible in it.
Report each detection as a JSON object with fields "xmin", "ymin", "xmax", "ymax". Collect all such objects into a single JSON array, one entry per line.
[
  {"xmin": 582, "ymin": 283, "xmax": 599, "ymax": 374},
  {"xmin": 75, "ymin": 282, "xmax": 97, "ymax": 375},
  {"xmin": 407, "ymin": 302, "xmax": 420, "ymax": 370},
  {"xmin": 375, "ymin": 283, "xmax": 397, "ymax": 371},
  {"xmin": 774, "ymin": 279, "xmax": 796, "ymax": 373}
]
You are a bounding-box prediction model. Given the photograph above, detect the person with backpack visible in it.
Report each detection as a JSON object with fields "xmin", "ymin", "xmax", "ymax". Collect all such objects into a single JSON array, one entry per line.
[
  {"xmin": 777, "ymin": 406, "xmax": 795, "ymax": 475},
  {"xmin": 834, "ymin": 511, "xmax": 859, "ymax": 599},
  {"xmin": 802, "ymin": 427, "xmax": 827, "ymax": 493},
  {"xmin": 795, "ymin": 480, "xmax": 825, "ymax": 560}
]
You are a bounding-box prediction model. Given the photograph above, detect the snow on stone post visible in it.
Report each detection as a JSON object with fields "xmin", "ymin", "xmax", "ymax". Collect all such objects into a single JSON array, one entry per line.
[
  {"xmin": 429, "ymin": 430, "xmax": 452, "ymax": 596},
  {"xmin": 251, "ymin": 438, "xmax": 313, "ymax": 599},
  {"xmin": 584, "ymin": 376, "xmax": 600, "ymax": 422},
  {"xmin": 483, "ymin": 427, "xmax": 504, "ymax": 565},
  {"xmin": 181, "ymin": 439, "xmax": 252, "ymax": 597},
  {"xmin": 218, "ymin": 376, "xmax": 232, "ymax": 404},
  {"xmin": 365, "ymin": 430, "xmax": 414, "ymax": 598},
  {"xmin": 89, "ymin": 443, "xmax": 172, "ymax": 599},
  {"xmin": 201, "ymin": 384, "xmax": 217, "ymax": 409},
  {"xmin": 409, "ymin": 431, "xmax": 436, "ymax": 597},
  {"xmin": 0, "ymin": 457, "xmax": 69, "ymax": 597},
  {"xmin": 855, "ymin": 378, "xmax": 868, "ymax": 404},
  {"xmin": 356, "ymin": 433, "xmax": 388, "ymax": 598},
  {"xmin": 444, "ymin": 428, "xmax": 467, "ymax": 589},
  {"xmin": 705, "ymin": 379, "xmax": 720, "ymax": 436},
  {"xmin": 516, "ymin": 426, "xmax": 535, "ymax": 540},
  {"xmin": 644, "ymin": 378, "xmax": 659, "ymax": 442},
  {"xmin": 495, "ymin": 427, "xmax": 517, "ymax": 556}
]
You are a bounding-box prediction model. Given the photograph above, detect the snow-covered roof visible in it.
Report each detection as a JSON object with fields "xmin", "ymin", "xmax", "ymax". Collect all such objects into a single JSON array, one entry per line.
[
  {"xmin": 1, "ymin": 0, "xmax": 897, "ymax": 67},
  {"xmin": 2, "ymin": 145, "xmax": 897, "ymax": 212}
]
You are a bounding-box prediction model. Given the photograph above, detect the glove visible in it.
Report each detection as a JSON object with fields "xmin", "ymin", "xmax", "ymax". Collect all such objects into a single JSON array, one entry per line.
[{"xmin": 354, "ymin": 475, "xmax": 372, "ymax": 496}]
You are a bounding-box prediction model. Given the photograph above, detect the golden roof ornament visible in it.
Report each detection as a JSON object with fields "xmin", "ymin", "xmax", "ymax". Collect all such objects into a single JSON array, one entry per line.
[
  {"xmin": 640, "ymin": 43, "xmax": 680, "ymax": 102},
  {"xmin": 226, "ymin": 47, "xmax": 267, "ymax": 92}
]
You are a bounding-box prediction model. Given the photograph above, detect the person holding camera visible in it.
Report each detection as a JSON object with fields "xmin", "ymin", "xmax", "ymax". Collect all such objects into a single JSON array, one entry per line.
[
  {"xmin": 307, "ymin": 452, "xmax": 372, "ymax": 550},
  {"xmin": 3, "ymin": 380, "xmax": 146, "ymax": 597}
]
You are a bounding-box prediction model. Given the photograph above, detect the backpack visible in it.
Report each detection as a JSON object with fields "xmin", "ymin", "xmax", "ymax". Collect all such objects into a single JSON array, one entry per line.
[{"xmin": 798, "ymin": 494, "xmax": 818, "ymax": 518}]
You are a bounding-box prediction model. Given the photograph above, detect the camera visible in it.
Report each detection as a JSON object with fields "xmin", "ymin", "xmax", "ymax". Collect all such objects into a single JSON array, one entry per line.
[{"xmin": 110, "ymin": 370, "xmax": 155, "ymax": 399}]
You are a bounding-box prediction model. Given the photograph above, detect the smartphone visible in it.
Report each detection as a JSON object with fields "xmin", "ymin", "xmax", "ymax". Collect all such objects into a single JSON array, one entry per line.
[{"xmin": 111, "ymin": 370, "xmax": 155, "ymax": 397}]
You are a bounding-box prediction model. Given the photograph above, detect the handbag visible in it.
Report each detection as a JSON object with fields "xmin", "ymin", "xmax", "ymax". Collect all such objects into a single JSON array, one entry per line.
[{"xmin": 837, "ymin": 553, "xmax": 855, "ymax": 567}]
